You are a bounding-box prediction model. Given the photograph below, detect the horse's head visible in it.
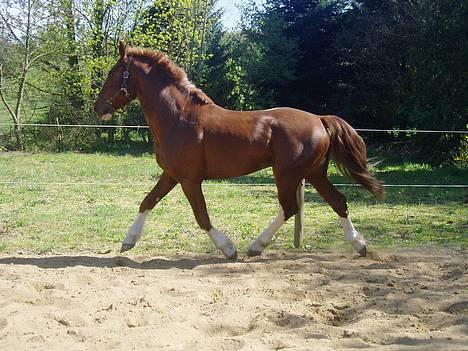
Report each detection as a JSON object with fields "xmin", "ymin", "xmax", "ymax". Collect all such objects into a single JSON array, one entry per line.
[{"xmin": 94, "ymin": 41, "xmax": 137, "ymax": 121}]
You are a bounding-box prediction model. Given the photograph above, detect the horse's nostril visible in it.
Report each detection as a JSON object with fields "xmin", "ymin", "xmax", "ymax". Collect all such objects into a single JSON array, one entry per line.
[{"xmin": 94, "ymin": 99, "xmax": 107, "ymax": 116}]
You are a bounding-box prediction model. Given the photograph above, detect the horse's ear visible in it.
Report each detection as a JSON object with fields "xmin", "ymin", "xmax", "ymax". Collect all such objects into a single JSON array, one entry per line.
[{"xmin": 119, "ymin": 40, "xmax": 127, "ymax": 60}]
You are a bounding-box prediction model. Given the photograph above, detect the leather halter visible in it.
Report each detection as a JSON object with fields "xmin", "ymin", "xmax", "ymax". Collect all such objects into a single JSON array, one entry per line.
[{"xmin": 105, "ymin": 56, "xmax": 133, "ymax": 110}]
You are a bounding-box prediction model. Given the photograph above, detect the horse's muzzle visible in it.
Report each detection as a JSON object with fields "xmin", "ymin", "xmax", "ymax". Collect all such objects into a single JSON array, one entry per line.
[
  {"xmin": 99, "ymin": 113, "xmax": 113, "ymax": 121},
  {"xmin": 94, "ymin": 97, "xmax": 114, "ymax": 121}
]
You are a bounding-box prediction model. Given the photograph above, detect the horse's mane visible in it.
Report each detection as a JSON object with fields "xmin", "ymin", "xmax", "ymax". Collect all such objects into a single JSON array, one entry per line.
[{"xmin": 126, "ymin": 47, "xmax": 213, "ymax": 105}]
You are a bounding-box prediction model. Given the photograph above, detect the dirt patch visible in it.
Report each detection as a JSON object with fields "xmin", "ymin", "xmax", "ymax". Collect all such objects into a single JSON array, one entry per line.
[{"xmin": 0, "ymin": 249, "xmax": 466, "ymax": 350}]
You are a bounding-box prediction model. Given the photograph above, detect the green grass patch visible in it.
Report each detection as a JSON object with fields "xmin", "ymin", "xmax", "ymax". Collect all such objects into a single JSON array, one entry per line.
[{"xmin": 0, "ymin": 152, "xmax": 466, "ymax": 255}]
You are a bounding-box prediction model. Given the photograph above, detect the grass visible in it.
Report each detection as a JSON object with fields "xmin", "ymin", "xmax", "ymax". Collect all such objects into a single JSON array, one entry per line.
[{"xmin": 0, "ymin": 151, "xmax": 466, "ymax": 255}]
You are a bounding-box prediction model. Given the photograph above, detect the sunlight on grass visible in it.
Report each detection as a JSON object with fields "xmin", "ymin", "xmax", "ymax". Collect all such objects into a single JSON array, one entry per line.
[
  {"xmin": 0, "ymin": 152, "xmax": 466, "ymax": 255},
  {"xmin": 382, "ymin": 162, "xmax": 432, "ymax": 172}
]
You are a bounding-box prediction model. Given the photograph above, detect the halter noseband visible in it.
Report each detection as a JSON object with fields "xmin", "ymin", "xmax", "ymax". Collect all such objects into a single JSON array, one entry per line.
[{"xmin": 105, "ymin": 56, "xmax": 133, "ymax": 110}]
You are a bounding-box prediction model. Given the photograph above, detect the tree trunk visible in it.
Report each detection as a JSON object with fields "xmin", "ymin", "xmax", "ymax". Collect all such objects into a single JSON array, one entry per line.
[
  {"xmin": 108, "ymin": 128, "xmax": 115, "ymax": 143},
  {"xmin": 13, "ymin": 124, "xmax": 24, "ymax": 151},
  {"xmin": 62, "ymin": 0, "xmax": 84, "ymax": 109},
  {"xmin": 91, "ymin": 0, "xmax": 107, "ymax": 92},
  {"xmin": 194, "ymin": 0, "xmax": 210, "ymax": 82},
  {"xmin": 0, "ymin": 65, "xmax": 25, "ymax": 151},
  {"xmin": 13, "ymin": 71, "xmax": 28, "ymax": 151}
]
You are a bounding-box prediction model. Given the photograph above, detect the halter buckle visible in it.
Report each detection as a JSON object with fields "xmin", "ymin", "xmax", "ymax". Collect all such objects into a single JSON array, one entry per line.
[{"xmin": 121, "ymin": 87, "xmax": 129, "ymax": 96}]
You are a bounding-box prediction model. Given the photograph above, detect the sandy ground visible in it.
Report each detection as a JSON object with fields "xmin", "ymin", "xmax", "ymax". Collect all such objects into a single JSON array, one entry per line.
[{"xmin": 0, "ymin": 249, "xmax": 467, "ymax": 351}]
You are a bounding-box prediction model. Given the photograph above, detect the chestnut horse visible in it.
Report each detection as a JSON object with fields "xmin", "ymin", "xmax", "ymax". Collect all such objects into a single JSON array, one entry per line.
[{"xmin": 94, "ymin": 42, "xmax": 384, "ymax": 260}]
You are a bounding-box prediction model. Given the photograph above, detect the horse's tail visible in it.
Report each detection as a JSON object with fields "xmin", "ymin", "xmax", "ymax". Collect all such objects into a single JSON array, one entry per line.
[{"xmin": 320, "ymin": 115, "xmax": 385, "ymax": 199}]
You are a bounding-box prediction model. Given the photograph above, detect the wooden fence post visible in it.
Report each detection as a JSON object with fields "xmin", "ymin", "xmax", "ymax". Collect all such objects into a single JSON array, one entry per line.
[{"xmin": 294, "ymin": 179, "xmax": 305, "ymax": 248}]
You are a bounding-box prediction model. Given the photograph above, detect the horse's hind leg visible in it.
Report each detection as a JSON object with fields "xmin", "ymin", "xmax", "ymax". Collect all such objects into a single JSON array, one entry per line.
[
  {"xmin": 180, "ymin": 180, "xmax": 237, "ymax": 260},
  {"xmin": 247, "ymin": 177, "xmax": 301, "ymax": 257},
  {"xmin": 307, "ymin": 174, "xmax": 367, "ymax": 256},
  {"xmin": 121, "ymin": 172, "xmax": 178, "ymax": 252}
]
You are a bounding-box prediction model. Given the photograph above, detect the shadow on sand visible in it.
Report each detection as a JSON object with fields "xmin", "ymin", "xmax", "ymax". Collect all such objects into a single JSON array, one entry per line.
[{"xmin": 0, "ymin": 251, "xmax": 350, "ymax": 271}]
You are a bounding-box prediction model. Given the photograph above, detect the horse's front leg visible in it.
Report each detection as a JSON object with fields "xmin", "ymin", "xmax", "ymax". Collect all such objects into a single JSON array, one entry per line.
[
  {"xmin": 121, "ymin": 172, "xmax": 178, "ymax": 252},
  {"xmin": 180, "ymin": 180, "xmax": 238, "ymax": 260}
]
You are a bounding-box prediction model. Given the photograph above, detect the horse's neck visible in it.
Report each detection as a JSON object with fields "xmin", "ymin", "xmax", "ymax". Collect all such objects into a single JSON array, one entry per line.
[{"xmin": 138, "ymin": 70, "xmax": 184, "ymax": 142}]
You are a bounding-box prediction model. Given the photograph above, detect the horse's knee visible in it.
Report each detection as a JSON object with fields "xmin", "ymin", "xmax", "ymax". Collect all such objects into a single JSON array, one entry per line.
[
  {"xmin": 283, "ymin": 204, "xmax": 299, "ymax": 220},
  {"xmin": 139, "ymin": 193, "xmax": 161, "ymax": 212},
  {"xmin": 278, "ymin": 188, "xmax": 300, "ymax": 220},
  {"xmin": 279, "ymin": 198, "xmax": 299, "ymax": 220},
  {"xmin": 334, "ymin": 193, "xmax": 348, "ymax": 218}
]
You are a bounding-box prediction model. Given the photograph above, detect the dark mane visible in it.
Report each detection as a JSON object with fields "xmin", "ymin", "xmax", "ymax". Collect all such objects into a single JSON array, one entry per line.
[{"xmin": 126, "ymin": 47, "xmax": 213, "ymax": 105}]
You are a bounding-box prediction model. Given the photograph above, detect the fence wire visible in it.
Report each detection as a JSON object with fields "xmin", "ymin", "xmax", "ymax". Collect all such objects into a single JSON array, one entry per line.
[
  {"xmin": 0, "ymin": 181, "xmax": 466, "ymax": 189},
  {"xmin": 1, "ymin": 123, "xmax": 466, "ymax": 190},
  {"xmin": 1, "ymin": 123, "xmax": 467, "ymax": 134}
]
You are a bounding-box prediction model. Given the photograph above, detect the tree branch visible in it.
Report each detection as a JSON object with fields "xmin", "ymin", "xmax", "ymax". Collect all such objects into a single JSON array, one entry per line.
[
  {"xmin": 0, "ymin": 11, "xmax": 23, "ymax": 45},
  {"xmin": 74, "ymin": 6, "xmax": 95, "ymax": 30},
  {"xmin": 25, "ymin": 80, "xmax": 61, "ymax": 96},
  {"xmin": 28, "ymin": 51, "xmax": 50, "ymax": 68}
]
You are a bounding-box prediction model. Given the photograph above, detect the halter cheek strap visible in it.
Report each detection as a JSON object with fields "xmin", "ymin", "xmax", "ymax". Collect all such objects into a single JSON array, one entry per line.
[
  {"xmin": 105, "ymin": 56, "xmax": 133, "ymax": 110},
  {"xmin": 120, "ymin": 56, "xmax": 132, "ymax": 97}
]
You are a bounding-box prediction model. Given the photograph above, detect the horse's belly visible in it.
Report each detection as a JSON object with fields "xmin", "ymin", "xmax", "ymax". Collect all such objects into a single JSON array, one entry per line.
[{"xmin": 204, "ymin": 144, "xmax": 272, "ymax": 179}]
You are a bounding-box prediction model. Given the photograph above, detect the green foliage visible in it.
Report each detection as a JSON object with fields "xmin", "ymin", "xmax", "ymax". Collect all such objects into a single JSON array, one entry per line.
[
  {"xmin": 215, "ymin": 0, "xmax": 467, "ymax": 164},
  {"xmin": 0, "ymin": 0, "xmax": 465, "ymax": 164},
  {"xmin": 334, "ymin": 0, "xmax": 467, "ymax": 162},
  {"xmin": 210, "ymin": 32, "xmax": 265, "ymax": 110},
  {"xmin": 203, "ymin": 2, "xmax": 300, "ymax": 110},
  {"xmin": 130, "ymin": 0, "xmax": 220, "ymax": 78}
]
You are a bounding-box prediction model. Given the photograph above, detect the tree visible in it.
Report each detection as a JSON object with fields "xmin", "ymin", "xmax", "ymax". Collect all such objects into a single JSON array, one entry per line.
[
  {"xmin": 131, "ymin": 0, "xmax": 220, "ymax": 80},
  {"xmin": 254, "ymin": 0, "xmax": 346, "ymax": 112},
  {"xmin": 41, "ymin": 0, "xmax": 147, "ymax": 148},
  {"xmin": 0, "ymin": 0, "xmax": 50, "ymax": 150},
  {"xmin": 336, "ymin": 0, "xmax": 468, "ymax": 162},
  {"xmin": 202, "ymin": 0, "xmax": 300, "ymax": 110},
  {"xmin": 221, "ymin": 0, "xmax": 341, "ymax": 111}
]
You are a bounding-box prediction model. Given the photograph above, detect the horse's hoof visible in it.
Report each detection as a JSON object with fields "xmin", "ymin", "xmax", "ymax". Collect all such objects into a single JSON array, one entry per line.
[
  {"xmin": 246, "ymin": 249, "xmax": 262, "ymax": 257},
  {"xmin": 226, "ymin": 250, "xmax": 238, "ymax": 261},
  {"xmin": 358, "ymin": 245, "xmax": 368, "ymax": 257},
  {"xmin": 120, "ymin": 243, "xmax": 135, "ymax": 253}
]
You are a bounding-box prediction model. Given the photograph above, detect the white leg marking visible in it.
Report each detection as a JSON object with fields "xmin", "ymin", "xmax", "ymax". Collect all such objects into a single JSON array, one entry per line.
[
  {"xmin": 207, "ymin": 228, "xmax": 237, "ymax": 259},
  {"xmin": 249, "ymin": 208, "xmax": 285, "ymax": 254},
  {"xmin": 340, "ymin": 215, "xmax": 366, "ymax": 253},
  {"xmin": 123, "ymin": 210, "xmax": 150, "ymax": 246}
]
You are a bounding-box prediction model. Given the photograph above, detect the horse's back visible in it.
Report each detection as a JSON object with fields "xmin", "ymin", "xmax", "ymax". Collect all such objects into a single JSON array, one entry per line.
[
  {"xmin": 198, "ymin": 104, "xmax": 330, "ymax": 178},
  {"xmin": 203, "ymin": 105, "xmax": 327, "ymax": 139}
]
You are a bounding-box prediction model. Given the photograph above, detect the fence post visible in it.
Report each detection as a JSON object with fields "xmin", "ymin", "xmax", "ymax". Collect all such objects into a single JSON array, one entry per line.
[{"xmin": 294, "ymin": 179, "xmax": 305, "ymax": 248}]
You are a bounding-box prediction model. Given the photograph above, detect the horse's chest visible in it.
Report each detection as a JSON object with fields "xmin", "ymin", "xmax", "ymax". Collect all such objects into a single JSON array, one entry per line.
[
  {"xmin": 156, "ymin": 139, "xmax": 204, "ymax": 180},
  {"xmin": 154, "ymin": 149, "xmax": 166, "ymax": 169}
]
